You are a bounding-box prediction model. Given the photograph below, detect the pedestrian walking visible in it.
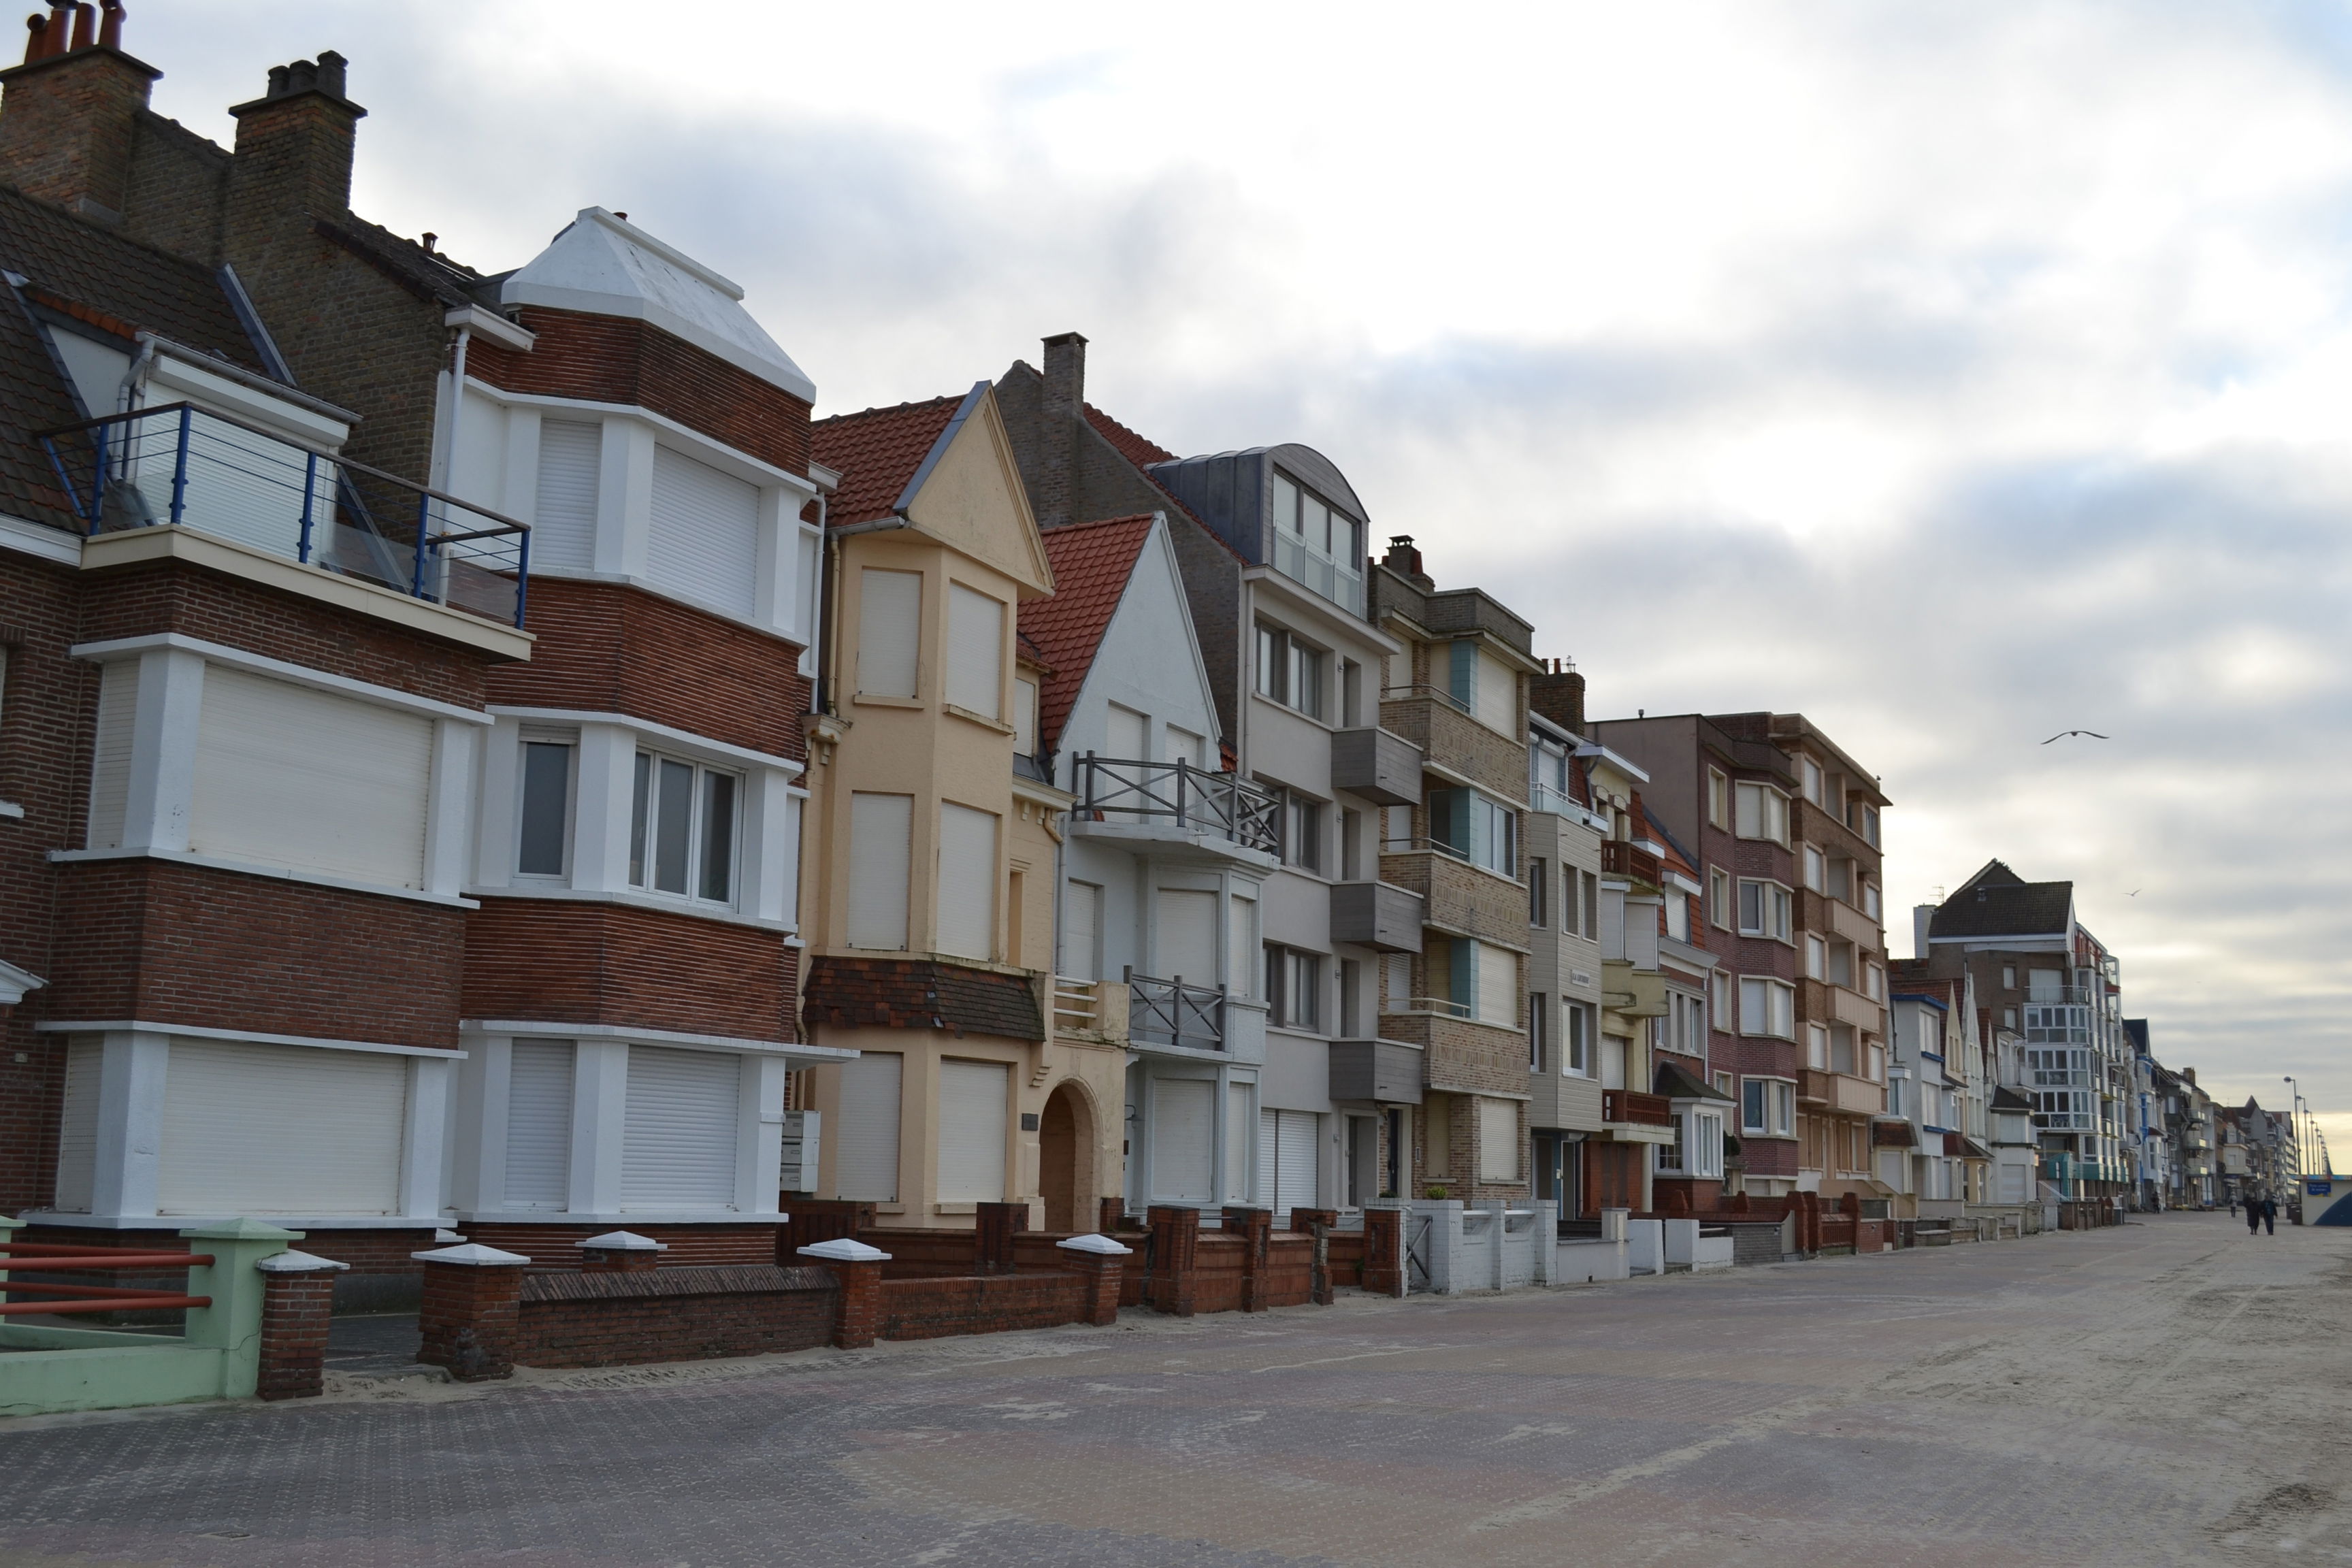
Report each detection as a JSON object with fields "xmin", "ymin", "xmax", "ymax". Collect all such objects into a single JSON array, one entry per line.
[
  {"xmin": 2263, "ymin": 1196, "xmax": 2278, "ymax": 1235},
  {"xmin": 2230, "ymin": 1194, "xmax": 2240, "ymax": 1218},
  {"xmin": 2247, "ymin": 1196, "xmax": 2263, "ymax": 1235}
]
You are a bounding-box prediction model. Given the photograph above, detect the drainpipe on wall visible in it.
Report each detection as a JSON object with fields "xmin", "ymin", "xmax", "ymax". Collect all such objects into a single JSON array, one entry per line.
[{"xmin": 435, "ymin": 324, "xmax": 471, "ymax": 494}]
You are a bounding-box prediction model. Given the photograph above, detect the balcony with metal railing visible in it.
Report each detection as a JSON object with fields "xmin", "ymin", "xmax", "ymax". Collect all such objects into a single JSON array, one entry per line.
[
  {"xmin": 39, "ymin": 402, "xmax": 531, "ymax": 627},
  {"xmin": 1126, "ymin": 968, "xmax": 1225, "ymax": 1053},
  {"xmin": 1069, "ymin": 754, "xmax": 1280, "ymax": 863}
]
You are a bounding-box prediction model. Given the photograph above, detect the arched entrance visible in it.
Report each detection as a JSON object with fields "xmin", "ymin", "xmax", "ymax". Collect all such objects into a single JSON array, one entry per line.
[{"xmin": 1039, "ymin": 1083, "xmax": 1095, "ymax": 1232}]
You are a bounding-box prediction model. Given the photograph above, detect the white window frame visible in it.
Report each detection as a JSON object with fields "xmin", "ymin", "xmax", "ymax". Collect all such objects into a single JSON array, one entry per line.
[
  {"xmin": 1736, "ymin": 879, "xmax": 1793, "ymax": 943},
  {"xmin": 1737, "ymin": 976, "xmax": 1795, "ymax": 1040},
  {"xmin": 514, "ymin": 728, "xmax": 578, "ymax": 882},
  {"xmin": 629, "ymin": 748, "xmax": 741, "ymax": 906},
  {"xmin": 1254, "ymin": 623, "xmax": 1327, "ymax": 719},
  {"xmin": 1733, "ymin": 782, "xmax": 1791, "ymax": 846}
]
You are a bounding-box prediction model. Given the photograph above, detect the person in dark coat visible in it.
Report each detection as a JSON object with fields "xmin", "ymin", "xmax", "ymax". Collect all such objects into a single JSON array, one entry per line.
[
  {"xmin": 2247, "ymin": 1195, "xmax": 2264, "ymax": 1234},
  {"xmin": 2263, "ymin": 1196, "xmax": 2278, "ymax": 1235},
  {"xmin": 2230, "ymin": 1194, "xmax": 2240, "ymax": 1218}
]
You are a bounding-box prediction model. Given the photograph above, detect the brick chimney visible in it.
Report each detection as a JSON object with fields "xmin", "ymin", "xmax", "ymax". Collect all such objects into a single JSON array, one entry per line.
[
  {"xmin": 1379, "ymin": 534, "xmax": 1433, "ymax": 589},
  {"xmin": 0, "ymin": 5, "xmax": 159, "ymax": 225},
  {"xmin": 1529, "ymin": 658, "xmax": 1586, "ymax": 735},
  {"xmin": 225, "ymin": 52, "xmax": 364, "ymax": 240},
  {"xmin": 1036, "ymin": 330, "xmax": 1085, "ymax": 529}
]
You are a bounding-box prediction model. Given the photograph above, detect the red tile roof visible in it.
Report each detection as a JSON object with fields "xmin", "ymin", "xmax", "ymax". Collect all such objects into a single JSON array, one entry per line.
[
  {"xmin": 1019, "ymin": 513, "xmax": 1156, "ymax": 751},
  {"xmin": 810, "ymin": 395, "xmax": 962, "ymax": 525},
  {"xmin": 1084, "ymin": 404, "xmax": 1176, "ymax": 468}
]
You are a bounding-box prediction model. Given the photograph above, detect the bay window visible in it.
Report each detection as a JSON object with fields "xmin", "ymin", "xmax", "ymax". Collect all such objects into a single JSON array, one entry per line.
[
  {"xmin": 1737, "ymin": 879, "xmax": 1792, "ymax": 942},
  {"xmin": 1733, "ymin": 781, "xmax": 1790, "ymax": 845},
  {"xmin": 1737, "ymin": 976, "xmax": 1795, "ymax": 1039},
  {"xmin": 630, "ymin": 751, "xmax": 737, "ymax": 904},
  {"xmin": 515, "ymin": 735, "xmax": 574, "ymax": 879}
]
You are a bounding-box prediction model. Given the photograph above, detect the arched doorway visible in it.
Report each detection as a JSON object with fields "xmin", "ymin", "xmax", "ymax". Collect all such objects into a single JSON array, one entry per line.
[{"xmin": 1039, "ymin": 1083, "xmax": 1094, "ymax": 1232}]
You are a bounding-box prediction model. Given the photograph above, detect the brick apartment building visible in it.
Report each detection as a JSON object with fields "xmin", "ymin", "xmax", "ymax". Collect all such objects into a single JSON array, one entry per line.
[{"xmin": 0, "ymin": 22, "xmax": 836, "ymax": 1291}]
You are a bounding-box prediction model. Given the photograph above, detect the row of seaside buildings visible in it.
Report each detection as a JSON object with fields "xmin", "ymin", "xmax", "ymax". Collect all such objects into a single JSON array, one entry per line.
[{"xmin": 0, "ymin": 25, "xmax": 2306, "ymax": 1309}]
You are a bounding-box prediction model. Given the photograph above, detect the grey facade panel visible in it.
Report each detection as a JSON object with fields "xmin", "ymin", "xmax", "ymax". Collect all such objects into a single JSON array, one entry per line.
[
  {"xmin": 1330, "ymin": 725, "xmax": 1421, "ymax": 805},
  {"xmin": 1330, "ymin": 1039, "xmax": 1424, "ymax": 1104},
  {"xmin": 1330, "ymin": 880, "xmax": 1424, "ymax": 953}
]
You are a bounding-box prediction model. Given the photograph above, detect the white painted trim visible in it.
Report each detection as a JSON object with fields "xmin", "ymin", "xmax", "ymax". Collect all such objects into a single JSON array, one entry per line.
[
  {"xmin": 0, "ymin": 956, "xmax": 44, "ymax": 1004},
  {"xmin": 448, "ymin": 1209, "xmax": 802, "ymax": 1227},
  {"xmin": 77, "ymin": 527, "xmax": 534, "ymax": 659},
  {"xmin": 70, "ymin": 633, "xmax": 495, "ymax": 726},
  {"xmin": 444, "ymin": 305, "xmax": 536, "ymax": 352},
  {"xmin": 34, "ymin": 1019, "xmax": 467, "ymax": 1059},
  {"xmin": 460, "ymin": 385, "xmax": 815, "ymax": 497},
  {"xmin": 487, "ymin": 705, "xmax": 800, "ymax": 775},
  {"xmin": 16, "ymin": 1211, "xmax": 448, "ymax": 1230},
  {"xmin": 463, "ymin": 1018, "xmax": 858, "ymax": 1062},
  {"xmin": 466, "ymin": 881, "xmax": 794, "ymax": 932},
  {"xmin": 0, "ymin": 510, "xmax": 80, "ymax": 566},
  {"xmin": 0, "ymin": 800, "xmax": 24, "ymax": 819},
  {"xmin": 51, "ymin": 847, "xmax": 481, "ymax": 909}
]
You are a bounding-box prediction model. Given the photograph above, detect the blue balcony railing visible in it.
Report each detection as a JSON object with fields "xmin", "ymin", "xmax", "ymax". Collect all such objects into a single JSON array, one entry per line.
[{"xmin": 38, "ymin": 402, "xmax": 531, "ymax": 627}]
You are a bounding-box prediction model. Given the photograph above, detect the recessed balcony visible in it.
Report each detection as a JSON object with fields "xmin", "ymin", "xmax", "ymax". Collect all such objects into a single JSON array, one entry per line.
[{"xmin": 1126, "ymin": 968, "xmax": 1225, "ymax": 1054}]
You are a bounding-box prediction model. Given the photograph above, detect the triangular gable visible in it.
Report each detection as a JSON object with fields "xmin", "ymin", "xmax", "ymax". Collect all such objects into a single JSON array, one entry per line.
[
  {"xmin": 1022, "ymin": 514, "xmax": 1156, "ymax": 750},
  {"xmin": 902, "ymin": 382, "xmax": 1054, "ymax": 596},
  {"xmin": 1060, "ymin": 514, "xmax": 1219, "ymax": 758}
]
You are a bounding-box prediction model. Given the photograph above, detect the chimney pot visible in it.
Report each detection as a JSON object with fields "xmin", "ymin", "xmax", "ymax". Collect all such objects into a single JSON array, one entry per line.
[
  {"xmin": 421, "ymin": 231, "xmax": 436, "ymax": 253},
  {"xmin": 266, "ymin": 63, "xmax": 288, "ymax": 95},
  {"xmin": 21, "ymin": 15, "xmax": 45, "ymax": 65},
  {"xmin": 315, "ymin": 48, "xmax": 345, "ymax": 99},
  {"xmin": 40, "ymin": 2, "xmax": 67, "ymax": 56},
  {"xmin": 96, "ymin": 0, "xmax": 118, "ymax": 49},
  {"xmin": 65, "ymin": 0, "xmax": 89, "ymax": 49}
]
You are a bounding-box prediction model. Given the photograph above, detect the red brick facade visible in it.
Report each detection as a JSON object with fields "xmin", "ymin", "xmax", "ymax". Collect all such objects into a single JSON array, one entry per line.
[
  {"xmin": 468, "ymin": 307, "xmax": 813, "ymax": 478},
  {"xmin": 463, "ymin": 897, "xmax": 800, "ymax": 1043}
]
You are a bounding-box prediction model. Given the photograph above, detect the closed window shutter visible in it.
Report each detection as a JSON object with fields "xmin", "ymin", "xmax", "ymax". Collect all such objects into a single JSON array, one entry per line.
[
  {"xmin": 647, "ymin": 444, "xmax": 758, "ymax": 619},
  {"xmin": 1228, "ymin": 896, "xmax": 1257, "ymax": 998},
  {"xmin": 1475, "ymin": 943, "xmax": 1516, "ymax": 1027},
  {"xmin": 847, "ymin": 793, "xmax": 913, "ymax": 950},
  {"xmin": 159, "ymin": 1041, "xmax": 408, "ymax": 1215},
  {"xmin": 1477, "ymin": 651, "xmax": 1514, "ymax": 732},
  {"xmin": 935, "ymin": 803, "xmax": 998, "ymax": 960},
  {"xmin": 945, "ymin": 584, "xmax": 1003, "ymax": 719},
  {"xmin": 834, "ymin": 1053, "xmax": 902, "ymax": 1201},
  {"xmin": 532, "ymin": 419, "xmax": 601, "ymax": 572},
  {"xmin": 1226, "ymin": 1083, "xmax": 1253, "ymax": 1202},
  {"xmin": 1060, "ymin": 882, "xmax": 1100, "ymax": 981},
  {"xmin": 937, "ymin": 1059, "xmax": 1009, "ymax": 1203},
  {"xmin": 192, "ymin": 668, "xmax": 433, "ymax": 888},
  {"xmin": 858, "ymin": 568, "xmax": 921, "ymax": 698},
  {"xmin": 1478, "ymin": 1097, "xmax": 1518, "ymax": 1181},
  {"xmin": 1154, "ymin": 888, "xmax": 1217, "ymax": 985},
  {"xmin": 620, "ymin": 1045, "xmax": 740, "ymax": 1210},
  {"xmin": 503, "ymin": 1039, "xmax": 574, "ymax": 1209},
  {"xmin": 87, "ymin": 659, "xmax": 135, "ymax": 850},
  {"xmin": 52, "ymin": 1037, "xmax": 101, "ymax": 1213},
  {"xmin": 1151, "ymin": 1077, "xmax": 1213, "ymax": 1202},
  {"xmin": 1105, "ymin": 704, "xmax": 1147, "ymax": 760},
  {"xmin": 1262, "ymin": 1109, "xmax": 1318, "ymax": 1214}
]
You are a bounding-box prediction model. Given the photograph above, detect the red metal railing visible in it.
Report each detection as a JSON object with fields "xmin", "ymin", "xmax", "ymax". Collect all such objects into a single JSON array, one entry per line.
[{"xmin": 0, "ymin": 1240, "xmax": 213, "ymax": 1316}]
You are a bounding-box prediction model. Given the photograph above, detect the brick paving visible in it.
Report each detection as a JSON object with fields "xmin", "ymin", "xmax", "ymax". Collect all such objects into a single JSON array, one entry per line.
[{"xmin": 1, "ymin": 1212, "xmax": 2345, "ymax": 1567}]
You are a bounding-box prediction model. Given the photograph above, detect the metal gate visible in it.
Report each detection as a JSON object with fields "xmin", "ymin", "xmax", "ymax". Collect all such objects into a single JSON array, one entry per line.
[{"xmin": 1405, "ymin": 1210, "xmax": 1433, "ymax": 1293}]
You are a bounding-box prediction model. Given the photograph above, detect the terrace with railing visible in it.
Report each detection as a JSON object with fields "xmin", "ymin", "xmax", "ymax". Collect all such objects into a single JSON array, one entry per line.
[
  {"xmin": 1071, "ymin": 754, "xmax": 1279, "ymax": 858},
  {"xmin": 1126, "ymin": 967, "xmax": 1224, "ymax": 1051},
  {"xmin": 40, "ymin": 402, "xmax": 532, "ymax": 627}
]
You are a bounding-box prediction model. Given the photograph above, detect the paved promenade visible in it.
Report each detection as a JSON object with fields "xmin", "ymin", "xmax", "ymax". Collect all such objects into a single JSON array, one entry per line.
[{"xmin": 2, "ymin": 1212, "xmax": 2344, "ymax": 1567}]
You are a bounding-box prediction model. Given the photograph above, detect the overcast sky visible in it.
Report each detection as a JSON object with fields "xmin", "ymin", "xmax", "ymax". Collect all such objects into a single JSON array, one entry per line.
[{"xmin": 140, "ymin": 3, "xmax": 2352, "ymax": 1152}]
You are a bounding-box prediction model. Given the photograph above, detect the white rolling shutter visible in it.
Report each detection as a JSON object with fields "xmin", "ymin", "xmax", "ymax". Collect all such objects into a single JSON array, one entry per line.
[
  {"xmin": 1150, "ymin": 1077, "xmax": 1213, "ymax": 1203},
  {"xmin": 935, "ymin": 803, "xmax": 998, "ymax": 960},
  {"xmin": 834, "ymin": 1053, "xmax": 902, "ymax": 1201},
  {"xmin": 52, "ymin": 1037, "xmax": 101, "ymax": 1213},
  {"xmin": 621, "ymin": 1046, "xmax": 740, "ymax": 1210},
  {"xmin": 847, "ymin": 793, "xmax": 913, "ymax": 950},
  {"xmin": 1226, "ymin": 1082, "xmax": 1253, "ymax": 1202},
  {"xmin": 945, "ymin": 583, "xmax": 1003, "ymax": 719},
  {"xmin": 502, "ymin": 1039, "xmax": 574, "ymax": 1209},
  {"xmin": 191, "ymin": 667, "xmax": 433, "ymax": 888},
  {"xmin": 532, "ymin": 418, "xmax": 602, "ymax": 572},
  {"xmin": 1477, "ymin": 1097, "xmax": 1519, "ymax": 1182},
  {"xmin": 1060, "ymin": 881, "xmax": 1100, "ymax": 981},
  {"xmin": 158, "ymin": 1040, "xmax": 408, "ymax": 1215},
  {"xmin": 857, "ymin": 568, "xmax": 921, "ymax": 698},
  {"xmin": 937, "ymin": 1058, "xmax": 1009, "ymax": 1204},
  {"xmin": 1260, "ymin": 1109, "xmax": 1318, "ymax": 1215},
  {"xmin": 647, "ymin": 444, "xmax": 758, "ymax": 619},
  {"xmin": 1475, "ymin": 650, "xmax": 1516, "ymax": 732},
  {"xmin": 1474, "ymin": 943, "xmax": 1518, "ymax": 1028},
  {"xmin": 1104, "ymin": 703, "xmax": 1148, "ymax": 762},
  {"xmin": 87, "ymin": 659, "xmax": 135, "ymax": 850},
  {"xmin": 1230, "ymin": 895, "xmax": 1258, "ymax": 998},
  {"xmin": 1155, "ymin": 888, "xmax": 1217, "ymax": 987}
]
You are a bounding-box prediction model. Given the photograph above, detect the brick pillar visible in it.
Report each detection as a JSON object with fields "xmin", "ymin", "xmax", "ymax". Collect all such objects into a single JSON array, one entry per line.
[
  {"xmin": 578, "ymin": 1230, "xmax": 666, "ymax": 1274},
  {"xmin": 798, "ymin": 1237, "xmax": 892, "ymax": 1349},
  {"xmin": 1224, "ymin": 1206, "xmax": 1272, "ymax": 1313},
  {"xmin": 413, "ymin": 1242, "xmax": 530, "ymax": 1382},
  {"xmin": 1100, "ymin": 1196, "xmax": 1131, "ymax": 1234},
  {"xmin": 1361, "ymin": 1207, "xmax": 1405, "ymax": 1297},
  {"xmin": 1146, "ymin": 1206, "xmax": 1199, "ymax": 1316},
  {"xmin": 254, "ymin": 1250, "xmax": 347, "ymax": 1401},
  {"xmin": 975, "ymin": 1201, "xmax": 1026, "ymax": 1275},
  {"xmin": 1292, "ymin": 1209, "xmax": 1338, "ymax": 1305},
  {"xmin": 1056, "ymin": 1234, "xmax": 1132, "ymax": 1326},
  {"xmin": 781, "ymin": 1200, "xmax": 874, "ymax": 1262}
]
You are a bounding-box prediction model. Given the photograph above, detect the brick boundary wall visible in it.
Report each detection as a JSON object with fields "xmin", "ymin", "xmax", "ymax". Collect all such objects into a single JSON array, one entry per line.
[
  {"xmin": 514, "ymin": 1265, "xmax": 838, "ymax": 1367},
  {"xmin": 877, "ymin": 1272, "xmax": 1090, "ymax": 1341},
  {"xmin": 255, "ymin": 1269, "xmax": 336, "ymax": 1400}
]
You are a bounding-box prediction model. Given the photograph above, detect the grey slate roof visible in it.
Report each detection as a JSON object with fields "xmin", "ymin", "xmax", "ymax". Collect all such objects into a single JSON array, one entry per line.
[{"xmin": 1928, "ymin": 858, "xmax": 2073, "ymax": 940}]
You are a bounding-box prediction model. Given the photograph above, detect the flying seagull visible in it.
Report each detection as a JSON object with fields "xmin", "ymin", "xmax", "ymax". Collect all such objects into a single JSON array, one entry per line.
[{"xmin": 2042, "ymin": 730, "xmax": 2109, "ymax": 744}]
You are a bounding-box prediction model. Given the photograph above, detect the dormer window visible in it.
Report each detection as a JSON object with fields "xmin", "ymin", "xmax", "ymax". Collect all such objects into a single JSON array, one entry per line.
[{"xmin": 1269, "ymin": 470, "xmax": 1365, "ymax": 615}]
